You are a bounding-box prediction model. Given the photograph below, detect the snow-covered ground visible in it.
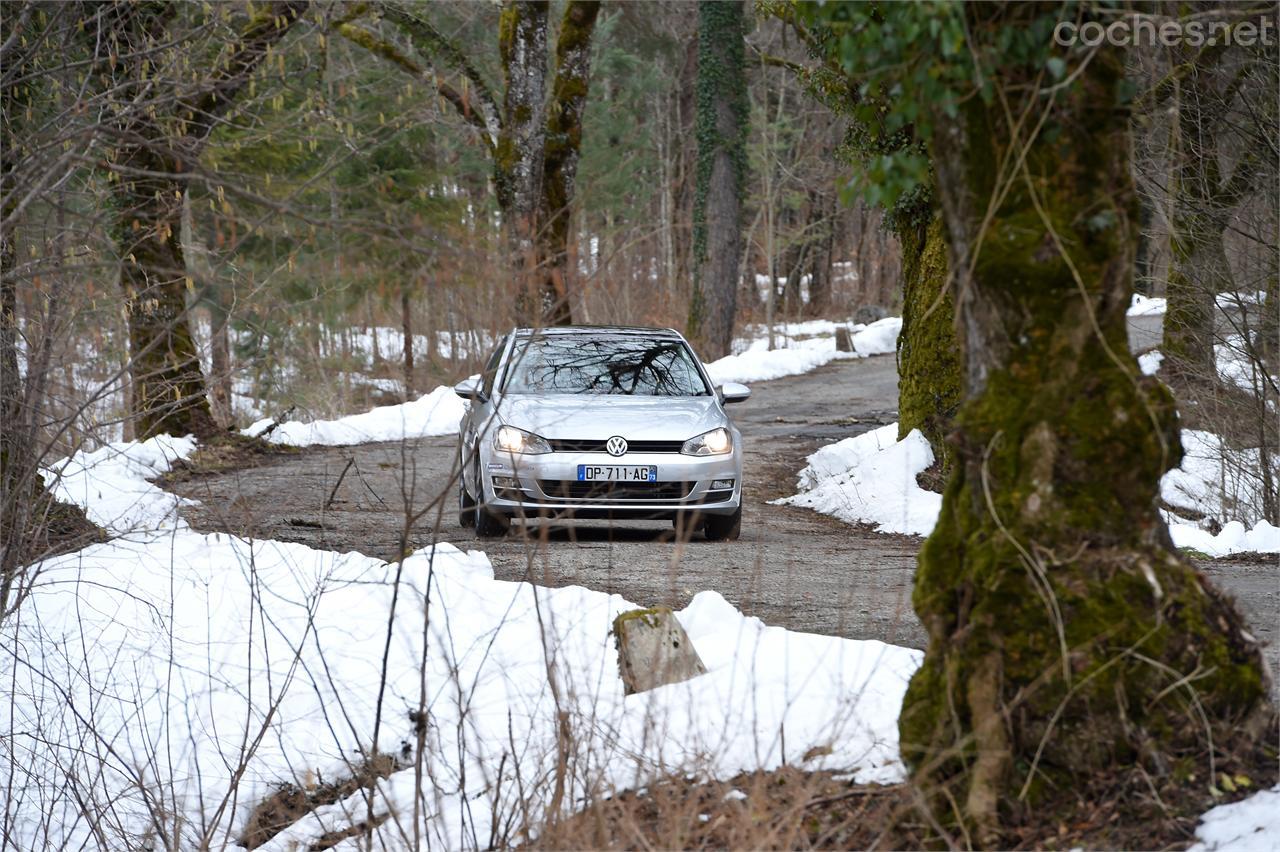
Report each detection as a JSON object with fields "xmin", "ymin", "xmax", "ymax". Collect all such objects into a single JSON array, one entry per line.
[
  {"xmin": 7, "ymin": 436, "xmax": 919, "ymax": 849},
  {"xmin": 244, "ymin": 384, "xmax": 466, "ymax": 447},
  {"xmin": 1128, "ymin": 293, "xmax": 1168, "ymax": 316},
  {"xmin": 779, "ymin": 423, "xmax": 1279, "ymax": 556},
  {"xmin": 14, "ymin": 410, "xmax": 1276, "ymax": 848},
  {"xmin": 706, "ymin": 317, "xmax": 900, "ymax": 384},
  {"xmin": 772, "ymin": 424, "xmax": 940, "ymax": 536}
]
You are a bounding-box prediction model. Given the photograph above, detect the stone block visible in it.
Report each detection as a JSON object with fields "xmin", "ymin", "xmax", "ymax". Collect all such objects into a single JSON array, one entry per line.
[{"xmin": 613, "ymin": 607, "xmax": 707, "ymax": 695}]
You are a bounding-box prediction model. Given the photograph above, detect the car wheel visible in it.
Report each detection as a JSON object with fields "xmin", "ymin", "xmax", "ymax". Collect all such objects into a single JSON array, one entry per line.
[
  {"xmin": 472, "ymin": 461, "xmax": 509, "ymax": 539},
  {"xmin": 703, "ymin": 506, "xmax": 741, "ymax": 542},
  {"xmin": 458, "ymin": 469, "xmax": 476, "ymax": 528}
]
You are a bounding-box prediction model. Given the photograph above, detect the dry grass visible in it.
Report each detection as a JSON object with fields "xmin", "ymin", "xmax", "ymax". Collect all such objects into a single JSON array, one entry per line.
[
  {"xmin": 534, "ymin": 768, "xmax": 917, "ymax": 850},
  {"xmin": 158, "ymin": 432, "xmax": 299, "ymax": 487}
]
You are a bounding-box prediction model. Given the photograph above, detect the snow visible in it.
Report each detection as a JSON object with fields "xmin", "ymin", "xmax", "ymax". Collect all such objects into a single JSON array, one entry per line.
[
  {"xmin": 780, "ymin": 424, "xmax": 1279, "ymax": 555},
  {"xmin": 43, "ymin": 434, "xmax": 197, "ymax": 533},
  {"xmin": 708, "ymin": 317, "xmax": 901, "ymax": 385},
  {"xmin": 1216, "ymin": 334, "xmax": 1275, "ymax": 395},
  {"xmin": 1215, "ymin": 290, "xmax": 1269, "ymax": 309},
  {"xmin": 244, "ymin": 384, "xmax": 466, "ymax": 446},
  {"xmin": 850, "ymin": 317, "xmax": 903, "ymax": 356},
  {"xmin": 1139, "ymin": 349, "xmax": 1164, "ymax": 375},
  {"xmin": 1192, "ymin": 785, "xmax": 1280, "ymax": 852},
  {"xmin": 1162, "ymin": 430, "xmax": 1279, "ymax": 532},
  {"xmin": 1129, "ymin": 293, "xmax": 1168, "ymax": 316},
  {"xmin": 6, "ymin": 436, "xmax": 922, "ymax": 849},
  {"xmin": 773, "ymin": 423, "xmax": 941, "ymax": 536},
  {"xmin": 1168, "ymin": 519, "xmax": 1280, "ymax": 558}
]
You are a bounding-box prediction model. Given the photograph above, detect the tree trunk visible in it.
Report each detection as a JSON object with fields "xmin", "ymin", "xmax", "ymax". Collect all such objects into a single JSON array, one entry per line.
[
  {"xmin": 112, "ymin": 153, "xmax": 217, "ymax": 439},
  {"xmin": 207, "ymin": 283, "xmax": 233, "ymax": 428},
  {"xmin": 497, "ymin": 0, "xmax": 550, "ymax": 326},
  {"xmin": 806, "ymin": 185, "xmax": 836, "ymax": 316},
  {"xmin": 1163, "ymin": 56, "xmax": 1238, "ymax": 377},
  {"xmin": 895, "ymin": 214, "xmax": 958, "ymax": 477},
  {"xmin": 536, "ymin": 0, "xmax": 600, "ymax": 326},
  {"xmin": 107, "ymin": 0, "xmax": 303, "ymax": 437},
  {"xmin": 688, "ymin": 0, "xmax": 747, "ymax": 360},
  {"xmin": 902, "ymin": 14, "xmax": 1274, "ymax": 843},
  {"xmin": 401, "ymin": 285, "xmax": 415, "ymax": 398}
]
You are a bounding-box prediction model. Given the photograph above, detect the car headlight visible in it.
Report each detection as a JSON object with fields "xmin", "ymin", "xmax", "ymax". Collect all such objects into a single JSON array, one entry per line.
[
  {"xmin": 681, "ymin": 427, "xmax": 732, "ymax": 456},
  {"xmin": 494, "ymin": 425, "xmax": 551, "ymax": 455}
]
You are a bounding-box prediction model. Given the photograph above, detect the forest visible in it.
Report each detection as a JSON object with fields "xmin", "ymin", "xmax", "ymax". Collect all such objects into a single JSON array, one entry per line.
[{"xmin": 1, "ymin": 1, "xmax": 1277, "ymax": 850}]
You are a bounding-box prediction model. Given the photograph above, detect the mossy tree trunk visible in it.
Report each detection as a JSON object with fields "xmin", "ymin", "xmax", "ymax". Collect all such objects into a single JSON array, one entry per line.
[
  {"xmin": 688, "ymin": 0, "xmax": 748, "ymax": 361},
  {"xmin": 112, "ymin": 151, "xmax": 217, "ymax": 440},
  {"xmin": 537, "ymin": 0, "xmax": 600, "ymax": 326},
  {"xmin": 497, "ymin": 0, "xmax": 550, "ymax": 325},
  {"xmin": 902, "ymin": 10, "xmax": 1274, "ymax": 843},
  {"xmin": 107, "ymin": 0, "xmax": 304, "ymax": 438},
  {"xmin": 896, "ymin": 214, "xmax": 959, "ymax": 476}
]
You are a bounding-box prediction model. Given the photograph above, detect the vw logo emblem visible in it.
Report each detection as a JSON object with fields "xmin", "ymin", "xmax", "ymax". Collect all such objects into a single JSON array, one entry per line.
[{"xmin": 606, "ymin": 436, "xmax": 628, "ymax": 457}]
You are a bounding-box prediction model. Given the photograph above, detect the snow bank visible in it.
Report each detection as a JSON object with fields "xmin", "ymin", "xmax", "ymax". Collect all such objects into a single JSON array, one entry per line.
[
  {"xmin": 1139, "ymin": 349, "xmax": 1164, "ymax": 375},
  {"xmin": 1162, "ymin": 430, "xmax": 1270, "ymax": 522},
  {"xmin": 1168, "ymin": 519, "xmax": 1280, "ymax": 558},
  {"xmin": 44, "ymin": 434, "xmax": 197, "ymax": 533},
  {"xmin": 1192, "ymin": 785, "xmax": 1280, "ymax": 852},
  {"xmin": 773, "ymin": 423, "xmax": 941, "ymax": 536},
  {"xmin": 245, "ymin": 384, "xmax": 465, "ymax": 446},
  {"xmin": 7, "ymin": 436, "xmax": 921, "ymax": 850},
  {"xmin": 850, "ymin": 316, "xmax": 902, "ymax": 356},
  {"xmin": 1129, "ymin": 293, "xmax": 1167, "ymax": 316},
  {"xmin": 708, "ymin": 317, "xmax": 901, "ymax": 384},
  {"xmin": 707, "ymin": 344, "xmax": 857, "ymax": 384},
  {"xmin": 781, "ymin": 424, "xmax": 1279, "ymax": 555}
]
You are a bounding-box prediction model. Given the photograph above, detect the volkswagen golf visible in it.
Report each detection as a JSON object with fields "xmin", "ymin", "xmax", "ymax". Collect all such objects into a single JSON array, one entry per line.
[{"xmin": 453, "ymin": 326, "xmax": 750, "ymax": 540}]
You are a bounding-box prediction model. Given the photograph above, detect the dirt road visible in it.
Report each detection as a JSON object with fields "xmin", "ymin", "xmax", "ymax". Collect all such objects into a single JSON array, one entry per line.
[{"xmin": 172, "ymin": 346, "xmax": 1277, "ymax": 680}]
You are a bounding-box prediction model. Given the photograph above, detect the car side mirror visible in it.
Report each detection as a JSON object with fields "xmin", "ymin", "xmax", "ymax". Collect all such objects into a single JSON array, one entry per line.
[
  {"xmin": 453, "ymin": 375, "xmax": 487, "ymax": 402},
  {"xmin": 718, "ymin": 382, "xmax": 751, "ymax": 404}
]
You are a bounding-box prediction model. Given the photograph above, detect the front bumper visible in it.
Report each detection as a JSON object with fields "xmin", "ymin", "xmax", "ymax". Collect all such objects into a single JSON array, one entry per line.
[{"xmin": 481, "ymin": 450, "xmax": 742, "ymax": 519}]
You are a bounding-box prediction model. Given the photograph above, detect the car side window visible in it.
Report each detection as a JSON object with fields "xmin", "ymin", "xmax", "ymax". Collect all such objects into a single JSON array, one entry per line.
[{"xmin": 481, "ymin": 335, "xmax": 508, "ymax": 397}]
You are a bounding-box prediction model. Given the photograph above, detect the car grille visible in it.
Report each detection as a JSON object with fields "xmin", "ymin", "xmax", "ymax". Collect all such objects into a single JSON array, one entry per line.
[
  {"xmin": 538, "ymin": 480, "xmax": 691, "ymax": 501},
  {"xmin": 547, "ymin": 438, "xmax": 685, "ymax": 454}
]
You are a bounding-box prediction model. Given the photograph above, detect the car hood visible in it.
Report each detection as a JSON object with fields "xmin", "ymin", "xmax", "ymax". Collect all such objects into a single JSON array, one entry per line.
[{"xmin": 497, "ymin": 394, "xmax": 726, "ymax": 441}]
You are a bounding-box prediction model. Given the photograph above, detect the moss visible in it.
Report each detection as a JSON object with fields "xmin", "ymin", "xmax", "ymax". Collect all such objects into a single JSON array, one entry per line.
[
  {"xmin": 896, "ymin": 214, "xmax": 959, "ymax": 476},
  {"xmin": 902, "ymin": 20, "xmax": 1275, "ymax": 841},
  {"xmin": 612, "ymin": 606, "xmax": 669, "ymax": 635}
]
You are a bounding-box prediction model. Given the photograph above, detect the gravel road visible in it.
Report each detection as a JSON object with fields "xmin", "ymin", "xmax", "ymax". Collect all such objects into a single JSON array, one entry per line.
[{"xmin": 172, "ymin": 333, "xmax": 1277, "ymax": 683}]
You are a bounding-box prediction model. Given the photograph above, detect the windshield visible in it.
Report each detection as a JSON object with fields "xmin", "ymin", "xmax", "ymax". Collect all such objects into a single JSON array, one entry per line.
[{"xmin": 502, "ymin": 335, "xmax": 710, "ymax": 396}]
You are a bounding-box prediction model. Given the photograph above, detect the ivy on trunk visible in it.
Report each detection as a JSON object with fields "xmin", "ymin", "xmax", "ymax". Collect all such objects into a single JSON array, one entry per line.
[
  {"xmin": 688, "ymin": 0, "xmax": 748, "ymax": 361},
  {"xmin": 896, "ymin": 213, "xmax": 959, "ymax": 478},
  {"xmin": 903, "ymin": 7, "xmax": 1275, "ymax": 843},
  {"xmin": 106, "ymin": 0, "xmax": 305, "ymax": 438}
]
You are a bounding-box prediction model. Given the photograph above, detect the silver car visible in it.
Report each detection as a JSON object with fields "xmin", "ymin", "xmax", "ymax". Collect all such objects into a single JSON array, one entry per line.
[{"xmin": 453, "ymin": 326, "xmax": 750, "ymax": 540}]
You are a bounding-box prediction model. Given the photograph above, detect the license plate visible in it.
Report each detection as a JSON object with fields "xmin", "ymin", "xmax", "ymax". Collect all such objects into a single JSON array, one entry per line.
[{"xmin": 577, "ymin": 465, "xmax": 657, "ymax": 482}]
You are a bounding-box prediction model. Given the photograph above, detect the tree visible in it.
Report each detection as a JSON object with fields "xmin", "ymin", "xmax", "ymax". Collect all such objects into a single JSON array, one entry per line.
[
  {"xmin": 687, "ymin": 0, "xmax": 748, "ymax": 360},
  {"xmin": 339, "ymin": 1, "xmax": 601, "ymax": 326},
  {"xmin": 880, "ymin": 4, "xmax": 1275, "ymax": 842},
  {"xmin": 105, "ymin": 0, "xmax": 306, "ymax": 438},
  {"xmin": 894, "ymin": 212, "xmax": 958, "ymax": 477},
  {"xmin": 780, "ymin": 6, "xmax": 961, "ymax": 474},
  {"xmin": 1160, "ymin": 37, "xmax": 1265, "ymax": 375}
]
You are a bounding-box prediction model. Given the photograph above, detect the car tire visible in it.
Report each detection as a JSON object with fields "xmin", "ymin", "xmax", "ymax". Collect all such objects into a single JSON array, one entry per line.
[
  {"xmin": 703, "ymin": 506, "xmax": 741, "ymax": 542},
  {"xmin": 458, "ymin": 471, "xmax": 476, "ymax": 528},
  {"xmin": 472, "ymin": 461, "xmax": 509, "ymax": 538}
]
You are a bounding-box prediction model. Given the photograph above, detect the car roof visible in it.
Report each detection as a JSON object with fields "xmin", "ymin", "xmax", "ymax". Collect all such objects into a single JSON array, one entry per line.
[{"xmin": 512, "ymin": 325, "xmax": 683, "ymax": 339}]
